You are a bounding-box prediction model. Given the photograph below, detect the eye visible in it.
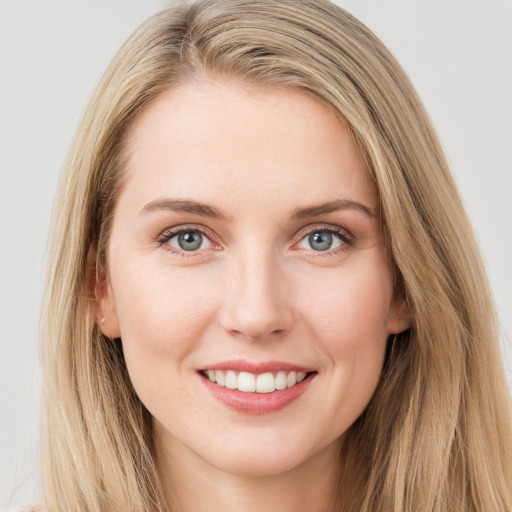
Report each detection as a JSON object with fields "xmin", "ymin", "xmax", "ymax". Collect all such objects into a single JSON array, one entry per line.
[
  {"xmin": 296, "ymin": 227, "xmax": 349, "ymax": 252},
  {"xmin": 160, "ymin": 228, "xmax": 214, "ymax": 252}
]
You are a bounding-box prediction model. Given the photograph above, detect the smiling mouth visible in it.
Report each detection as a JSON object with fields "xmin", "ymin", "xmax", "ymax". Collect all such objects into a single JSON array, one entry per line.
[{"xmin": 199, "ymin": 369, "xmax": 315, "ymax": 393}]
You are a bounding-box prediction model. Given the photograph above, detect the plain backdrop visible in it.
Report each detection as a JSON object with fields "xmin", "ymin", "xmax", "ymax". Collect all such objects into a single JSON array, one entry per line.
[{"xmin": 1, "ymin": 0, "xmax": 511, "ymax": 509}]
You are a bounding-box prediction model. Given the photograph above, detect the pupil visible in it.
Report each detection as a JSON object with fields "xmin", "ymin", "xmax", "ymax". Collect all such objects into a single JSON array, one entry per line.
[
  {"xmin": 309, "ymin": 232, "xmax": 332, "ymax": 251},
  {"xmin": 178, "ymin": 231, "xmax": 202, "ymax": 251}
]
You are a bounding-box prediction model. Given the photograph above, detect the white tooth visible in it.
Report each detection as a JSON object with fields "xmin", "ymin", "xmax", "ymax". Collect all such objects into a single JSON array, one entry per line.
[
  {"xmin": 225, "ymin": 370, "xmax": 238, "ymax": 389},
  {"xmin": 275, "ymin": 371, "xmax": 287, "ymax": 390},
  {"xmin": 286, "ymin": 371, "xmax": 297, "ymax": 388},
  {"xmin": 207, "ymin": 370, "xmax": 216, "ymax": 382},
  {"xmin": 215, "ymin": 370, "xmax": 225, "ymax": 387},
  {"xmin": 296, "ymin": 371, "xmax": 307, "ymax": 383},
  {"xmin": 256, "ymin": 372, "xmax": 276, "ymax": 393},
  {"xmin": 238, "ymin": 372, "xmax": 256, "ymax": 392}
]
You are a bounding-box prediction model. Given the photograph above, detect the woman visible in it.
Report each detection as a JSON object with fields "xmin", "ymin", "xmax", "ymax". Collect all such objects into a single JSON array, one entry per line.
[{"xmin": 40, "ymin": 0, "xmax": 512, "ymax": 510}]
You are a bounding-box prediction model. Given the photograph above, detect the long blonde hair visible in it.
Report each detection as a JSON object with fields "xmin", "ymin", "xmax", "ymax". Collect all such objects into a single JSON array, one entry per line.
[{"xmin": 40, "ymin": 1, "xmax": 512, "ymax": 510}]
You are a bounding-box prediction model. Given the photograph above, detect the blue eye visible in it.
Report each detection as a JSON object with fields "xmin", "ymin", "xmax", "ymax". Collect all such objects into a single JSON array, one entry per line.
[
  {"xmin": 309, "ymin": 232, "xmax": 333, "ymax": 251},
  {"xmin": 166, "ymin": 230, "xmax": 212, "ymax": 251},
  {"xmin": 297, "ymin": 229, "xmax": 346, "ymax": 252}
]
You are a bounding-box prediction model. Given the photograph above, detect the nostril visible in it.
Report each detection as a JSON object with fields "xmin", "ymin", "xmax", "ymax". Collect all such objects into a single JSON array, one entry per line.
[
  {"xmin": 242, "ymin": 328, "xmax": 286, "ymax": 342},
  {"xmin": 218, "ymin": 272, "xmax": 294, "ymax": 341}
]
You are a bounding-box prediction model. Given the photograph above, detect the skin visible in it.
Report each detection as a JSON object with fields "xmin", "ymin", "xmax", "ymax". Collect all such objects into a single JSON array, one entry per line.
[{"xmin": 97, "ymin": 80, "xmax": 410, "ymax": 512}]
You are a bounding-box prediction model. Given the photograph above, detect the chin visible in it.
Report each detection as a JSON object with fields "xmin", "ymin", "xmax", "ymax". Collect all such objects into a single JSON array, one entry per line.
[
  {"xmin": 209, "ymin": 450, "xmax": 309, "ymax": 477},
  {"xmin": 199, "ymin": 430, "xmax": 335, "ymax": 478}
]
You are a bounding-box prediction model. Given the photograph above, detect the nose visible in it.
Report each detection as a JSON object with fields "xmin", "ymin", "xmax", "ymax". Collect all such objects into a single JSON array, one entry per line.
[{"xmin": 219, "ymin": 251, "xmax": 294, "ymax": 342}]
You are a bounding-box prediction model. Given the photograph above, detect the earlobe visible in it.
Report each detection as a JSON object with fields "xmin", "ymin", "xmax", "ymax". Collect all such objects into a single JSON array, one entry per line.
[
  {"xmin": 387, "ymin": 295, "xmax": 412, "ymax": 334},
  {"xmin": 96, "ymin": 280, "xmax": 122, "ymax": 339},
  {"xmin": 89, "ymin": 247, "xmax": 121, "ymax": 339}
]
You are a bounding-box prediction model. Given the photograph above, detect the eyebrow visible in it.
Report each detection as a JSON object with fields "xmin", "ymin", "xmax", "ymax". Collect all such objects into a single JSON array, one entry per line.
[
  {"xmin": 141, "ymin": 198, "xmax": 229, "ymax": 220},
  {"xmin": 290, "ymin": 199, "xmax": 375, "ymax": 220},
  {"xmin": 140, "ymin": 197, "xmax": 375, "ymax": 221}
]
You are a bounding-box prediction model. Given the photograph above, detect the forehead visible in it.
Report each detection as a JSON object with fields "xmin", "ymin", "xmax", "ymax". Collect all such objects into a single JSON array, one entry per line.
[{"xmin": 120, "ymin": 80, "xmax": 378, "ymax": 215}]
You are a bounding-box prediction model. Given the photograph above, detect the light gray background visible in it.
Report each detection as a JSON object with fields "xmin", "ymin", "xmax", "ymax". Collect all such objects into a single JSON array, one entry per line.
[{"xmin": 1, "ymin": 1, "xmax": 511, "ymax": 509}]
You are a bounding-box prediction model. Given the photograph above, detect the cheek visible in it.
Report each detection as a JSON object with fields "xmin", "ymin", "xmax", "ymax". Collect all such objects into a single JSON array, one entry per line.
[
  {"xmin": 297, "ymin": 258, "xmax": 393, "ymax": 413},
  {"xmin": 110, "ymin": 260, "xmax": 218, "ymax": 389},
  {"xmin": 301, "ymin": 258, "xmax": 394, "ymax": 345}
]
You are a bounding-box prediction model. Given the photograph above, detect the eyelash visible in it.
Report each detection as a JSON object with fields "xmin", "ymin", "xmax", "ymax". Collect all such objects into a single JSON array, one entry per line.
[
  {"xmin": 155, "ymin": 223, "xmax": 354, "ymax": 258},
  {"xmin": 156, "ymin": 224, "xmax": 219, "ymax": 257},
  {"xmin": 295, "ymin": 224, "xmax": 353, "ymax": 258}
]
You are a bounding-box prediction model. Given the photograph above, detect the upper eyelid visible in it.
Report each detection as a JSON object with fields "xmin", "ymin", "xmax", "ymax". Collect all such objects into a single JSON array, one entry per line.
[
  {"xmin": 294, "ymin": 223, "xmax": 353, "ymax": 242},
  {"xmin": 157, "ymin": 224, "xmax": 219, "ymax": 242}
]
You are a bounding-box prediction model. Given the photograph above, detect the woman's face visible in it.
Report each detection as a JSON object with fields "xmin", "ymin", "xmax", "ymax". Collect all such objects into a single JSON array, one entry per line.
[{"xmin": 99, "ymin": 81, "xmax": 409, "ymax": 477}]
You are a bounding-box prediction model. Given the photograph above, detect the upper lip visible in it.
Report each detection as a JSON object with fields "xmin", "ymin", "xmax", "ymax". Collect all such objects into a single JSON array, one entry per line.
[{"xmin": 199, "ymin": 359, "xmax": 314, "ymax": 373}]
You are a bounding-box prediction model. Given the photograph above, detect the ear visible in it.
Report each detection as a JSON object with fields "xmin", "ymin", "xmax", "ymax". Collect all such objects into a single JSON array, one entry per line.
[
  {"xmin": 88, "ymin": 246, "xmax": 121, "ymax": 338},
  {"xmin": 387, "ymin": 293, "xmax": 412, "ymax": 334}
]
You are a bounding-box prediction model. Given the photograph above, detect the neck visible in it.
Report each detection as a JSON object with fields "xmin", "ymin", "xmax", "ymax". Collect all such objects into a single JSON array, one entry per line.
[{"xmin": 155, "ymin": 435, "xmax": 344, "ymax": 512}]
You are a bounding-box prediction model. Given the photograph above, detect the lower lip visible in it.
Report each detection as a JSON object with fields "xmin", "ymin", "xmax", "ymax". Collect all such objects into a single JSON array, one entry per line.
[{"xmin": 199, "ymin": 373, "xmax": 315, "ymax": 414}]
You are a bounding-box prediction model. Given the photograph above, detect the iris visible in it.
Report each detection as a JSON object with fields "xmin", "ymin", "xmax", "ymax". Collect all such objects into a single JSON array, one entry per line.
[
  {"xmin": 177, "ymin": 231, "xmax": 203, "ymax": 251},
  {"xmin": 309, "ymin": 232, "xmax": 333, "ymax": 251}
]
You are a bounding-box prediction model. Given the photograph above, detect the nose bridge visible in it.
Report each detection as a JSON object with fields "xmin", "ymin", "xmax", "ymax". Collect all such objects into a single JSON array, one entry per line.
[{"xmin": 220, "ymin": 245, "xmax": 292, "ymax": 341}]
